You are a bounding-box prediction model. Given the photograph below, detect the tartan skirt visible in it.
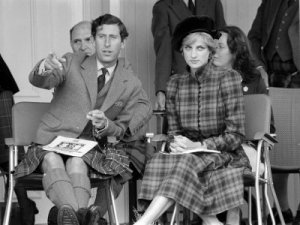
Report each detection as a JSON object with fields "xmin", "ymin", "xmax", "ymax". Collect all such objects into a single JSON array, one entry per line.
[
  {"xmin": 138, "ymin": 151, "xmax": 247, "ymax": 216},
  {"xmin": 14, "ymin": 141, "xmax": 150, "ymax": 181}
]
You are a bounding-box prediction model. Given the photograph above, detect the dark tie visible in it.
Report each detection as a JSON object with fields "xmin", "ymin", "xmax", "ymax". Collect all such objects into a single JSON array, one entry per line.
[
  {"xmin": 188, "ymin": 0, "xmax": 196, "ymax": 15},
  {"xmin": 97, "ymin": 68, "xmax": 107, "ymax": 92}
]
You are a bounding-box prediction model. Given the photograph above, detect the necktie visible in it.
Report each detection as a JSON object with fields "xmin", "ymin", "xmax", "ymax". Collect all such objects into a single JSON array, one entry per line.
[
  {"xmin": 97, "ymin": 68, "xmax": 107, "ymax": 92},
  {"xmin": 188, "ymin": 0, "xmax": 196, "ymax": 15}
]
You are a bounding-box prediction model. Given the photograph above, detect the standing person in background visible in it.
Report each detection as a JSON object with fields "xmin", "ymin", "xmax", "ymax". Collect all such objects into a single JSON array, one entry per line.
[
  {"xmin": 0, "ymin": 54, "xmax": 39, "ymax": 225},
  {"xmin": 248, "ymin": 1, "xmax": 299, "ymax": 224},
  {"xmin": 151, "ymin": 0, "xmax": 226, "ymax": 110}
]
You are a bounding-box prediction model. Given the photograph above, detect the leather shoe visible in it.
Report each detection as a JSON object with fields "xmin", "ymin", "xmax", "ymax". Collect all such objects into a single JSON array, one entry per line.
[
  {"xmin": 57, "ymin": 205, "xmax": 80, "ymax": 225},
  {"xmin": 85, "ymin": 205, "xmax": 101, "ymax": 225},
  {"xmin": 48, "ymin": 206, "xmax": 58, "ymax": 225},
  {"xmin": 267, "ymin": 207, "xmax": 294, "ymax": 225}
]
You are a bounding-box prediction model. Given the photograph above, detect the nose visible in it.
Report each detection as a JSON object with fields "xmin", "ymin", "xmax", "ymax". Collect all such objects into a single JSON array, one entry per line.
[
  {"xmin": 191, "ymin": 48, "xmax": 197, "ymax": 58},
  {"xmin": 80, "ymin": 42, "xmax": 87, "ymax": 50},
  {"xmin": 104, "ymin": 37, "xmax": 111, "ymax": 47}
]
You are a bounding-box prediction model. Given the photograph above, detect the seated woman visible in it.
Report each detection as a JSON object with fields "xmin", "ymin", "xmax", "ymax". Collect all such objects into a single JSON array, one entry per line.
[
  {"xmin": 213, "ymin": 25, "xmax": 275, "ymax": 224},
  {"xmin": 134, "ymin": 16, "xmax": 250, "ymax": 225}
]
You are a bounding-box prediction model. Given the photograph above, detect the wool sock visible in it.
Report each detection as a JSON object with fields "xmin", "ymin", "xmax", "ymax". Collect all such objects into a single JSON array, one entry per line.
[{"xmin": 42, "ymin": 168, "xmax": 78, "ymax": 210}]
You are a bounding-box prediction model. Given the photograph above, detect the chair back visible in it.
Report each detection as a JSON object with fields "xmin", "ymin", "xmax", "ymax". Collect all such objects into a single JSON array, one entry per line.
[
  {"xmin": 244, "ymin": 94, "xmax": 271, "ymax": 141},
  {"xmin": 11, "ymin": 102, "xmax": 50, "ymax": 146},
  {"xmin": 269, "ymin": 87, "xmax": 300, "ymax": 168}
]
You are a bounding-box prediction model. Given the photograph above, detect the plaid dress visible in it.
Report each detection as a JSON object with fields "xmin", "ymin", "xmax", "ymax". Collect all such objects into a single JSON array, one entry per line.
[{"xmin": 138, "ymin": 63, "xmax": 251, "ymax": 216}]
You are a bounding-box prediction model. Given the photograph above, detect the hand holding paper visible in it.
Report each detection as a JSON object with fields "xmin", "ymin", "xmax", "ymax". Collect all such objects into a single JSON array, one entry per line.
[{"xmin": 169, "ymin": 135, "xmax": 207, "ymax": 153}]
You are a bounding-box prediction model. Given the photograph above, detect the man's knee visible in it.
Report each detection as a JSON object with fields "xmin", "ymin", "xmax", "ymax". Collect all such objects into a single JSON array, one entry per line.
[
  {"xmin": 41, "ymin": 152, "xmax": 64, "ymax": 172},
  {"xmin": 65, "ymin": 157, "xmax": 88, "ymax": 174}
]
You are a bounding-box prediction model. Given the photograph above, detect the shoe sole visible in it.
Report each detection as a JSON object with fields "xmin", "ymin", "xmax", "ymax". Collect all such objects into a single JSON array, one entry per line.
[{"xmin": 57, "ymin": 206, "xmax": 79, "ymax": 225}]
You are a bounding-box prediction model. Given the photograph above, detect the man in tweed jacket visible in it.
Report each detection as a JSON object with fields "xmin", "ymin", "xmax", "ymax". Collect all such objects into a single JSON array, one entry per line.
[{"xmin": 14, "ymin": 14, "xmax": 152, "ymax": 225}]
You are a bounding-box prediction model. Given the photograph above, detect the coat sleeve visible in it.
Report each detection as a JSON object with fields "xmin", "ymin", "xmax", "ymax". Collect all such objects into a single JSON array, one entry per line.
[
  {"xmin": 204, "ymin": 71, "xmax": 245, "ymax": 152},
  {"xmin": 248, "ymin": 0, "xmax": 267, "ymax": 68},
  {"xmin": 29, "ymin": 53, "xmax": 73, "ymax": 90},
  {"xmin": 214, "ymin": 0, "xmax": 226, "ymax": 28},
  {"xmin": 151, "ymin": 1, "xmax": 173, "ymax": 93}
]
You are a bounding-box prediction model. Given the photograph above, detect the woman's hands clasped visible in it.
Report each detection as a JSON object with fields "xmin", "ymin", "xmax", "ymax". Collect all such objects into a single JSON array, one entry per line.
[{"xmin": 169, "ymin": 135, "xmax": 206, "ymax": 153}]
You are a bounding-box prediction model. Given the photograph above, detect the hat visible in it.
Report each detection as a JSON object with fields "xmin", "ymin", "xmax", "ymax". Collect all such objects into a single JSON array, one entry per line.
[{"xmin": 172, "ymin": 16, "xmax": 219, "ymax": 52}]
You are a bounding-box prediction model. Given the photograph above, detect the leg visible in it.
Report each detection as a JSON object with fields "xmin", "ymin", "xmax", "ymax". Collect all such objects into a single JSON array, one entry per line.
[
  {"xmin": 66, "ymin": 157, "xmax": 90, "ymax": 209},
  {"xmin": 14, "ymin": 186, "xmax": 38, "ymax": 225},
  {"xmin": 200, "ymin": 215, "xmax": 223, "ymax": 225},
  {"xmin": 41, "ymin": 152, "xmax": 78, "ymax": 210},
  {"xmin": 134, "ymin": 195, "xmax": 174, "ymax": 225},
  {"xmin": 226, "ymin": 207, "xmax": 240, "ymax": 225},
  {"xmin": 267, "ymin": 173, "xmax": 294, "ymax": 224}
]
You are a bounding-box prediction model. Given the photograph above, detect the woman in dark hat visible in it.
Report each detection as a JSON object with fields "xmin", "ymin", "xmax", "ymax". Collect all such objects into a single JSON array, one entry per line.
[{"xmin": 135, "ymin": 16, "xmax": 250, "ymax": 225}]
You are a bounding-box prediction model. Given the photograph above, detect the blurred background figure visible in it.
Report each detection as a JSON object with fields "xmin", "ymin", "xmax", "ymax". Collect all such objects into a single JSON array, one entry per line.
[
  {"xmin": 248, "ymin": 0, "xmax": 299, "ymax": 224},
  {"xmin": 0, "ymin": 53, "xmax": 39, "ymax": 225}
]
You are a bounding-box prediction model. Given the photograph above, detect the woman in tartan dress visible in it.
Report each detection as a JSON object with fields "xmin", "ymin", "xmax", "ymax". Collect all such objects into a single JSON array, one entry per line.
[{"xmin": 135, "ymin": 16, "xmax": 251, "ymax": 225}]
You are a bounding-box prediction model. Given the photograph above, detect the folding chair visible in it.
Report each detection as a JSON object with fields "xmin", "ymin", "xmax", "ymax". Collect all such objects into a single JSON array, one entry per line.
[
  {"xmin": 268, "ymin": 88, "xmax": 300, "ymax": 214},
  {"xmin": 3, "ymin": 102, "xmax": 120, "ymax": 225},
  {"xmin": 154, "ymin": 94, "xmax": 284, "ymax": 225}
]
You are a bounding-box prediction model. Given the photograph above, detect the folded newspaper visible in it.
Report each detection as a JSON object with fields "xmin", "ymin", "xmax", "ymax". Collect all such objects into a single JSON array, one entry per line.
[{"xmin": 43, "ymin": 136, "xmax": 97, "ymax": 157}]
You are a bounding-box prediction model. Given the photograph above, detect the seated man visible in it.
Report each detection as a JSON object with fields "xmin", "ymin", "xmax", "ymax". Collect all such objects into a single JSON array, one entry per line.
[
  {"xmin": 47, "ymin": 19, "xmax": 153, "ymax": 225},
  {"xmin": 14, "ymin": 14, "xmax": 152, "ymax": 225}
]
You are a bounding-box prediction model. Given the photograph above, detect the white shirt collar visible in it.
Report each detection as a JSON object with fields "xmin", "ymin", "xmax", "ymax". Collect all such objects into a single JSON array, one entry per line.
[{"xmin": 96, "ymin": 60, "xmax": 117, "ymax": 83}]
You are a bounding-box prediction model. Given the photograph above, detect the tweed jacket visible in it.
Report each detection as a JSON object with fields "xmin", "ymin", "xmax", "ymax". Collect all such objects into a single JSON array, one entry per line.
[
  {"xmin": 152, "ymin": 0, "xmax": 226, "ymax": 93},
  {"xmin": 248, "ymin": 0, "xmax": 300, "ymax": 71},
  {"xmin": 29, "ymin": 52, "xmax": 151, "ymax": 145}
]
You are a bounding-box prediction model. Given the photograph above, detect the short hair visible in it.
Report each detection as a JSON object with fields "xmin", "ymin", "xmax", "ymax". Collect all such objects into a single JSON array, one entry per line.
[
  {"xmin": 69, "ymin": 21, "xmax": 92, "ymax": 41},
  {"xmin": 91, "ymin": 14, "xmax": 129, "ymax": 41}
]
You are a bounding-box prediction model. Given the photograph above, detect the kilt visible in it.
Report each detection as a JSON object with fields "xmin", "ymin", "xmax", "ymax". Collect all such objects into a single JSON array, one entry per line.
[
  {"xmin": 14, "ymin": 140, "xmax": 152, "ymax": 182},
  {"xmin": 138, "ymin": 152, "xmax": 246, "ymax": 216}
]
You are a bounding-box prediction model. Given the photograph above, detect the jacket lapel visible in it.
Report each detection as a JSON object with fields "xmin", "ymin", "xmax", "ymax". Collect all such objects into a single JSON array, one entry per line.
[
  {"xmin": 99, "ymin": 59, "xmax": 127, "ymax": 112},
  {"xmin": 80, "ymin": 54, "xmax": 98, "ymax": 107},
  {"xmin": 169, "ymin": 0, "xmax": 192, "ymax": 21}
]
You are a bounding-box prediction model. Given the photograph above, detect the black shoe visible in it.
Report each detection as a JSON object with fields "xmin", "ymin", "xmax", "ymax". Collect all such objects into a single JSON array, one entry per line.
[
  {"xmin": 293, "ymin": 210, "xmax": 300, "ymax": 225},
  {"xmin": 19, "ymin": 198, "xmax": 39, "ymax": 225},
  {"xmin": 267, "ymin": 207, "xmax": 294, "ymax": 225},
  {"xmin": 48, "ymin": 206, "xmax": 58, "ymax": 225},
  {"xmin": 85, "ymin": 205, "xmax": 101, "ymax": 225},
  {"xmin": 57, "ymin": 205, "xmax": 80, "ymax": 225}
]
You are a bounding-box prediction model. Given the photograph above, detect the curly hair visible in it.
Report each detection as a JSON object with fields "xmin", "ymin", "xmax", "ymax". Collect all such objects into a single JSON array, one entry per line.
[{"xmin": 218, "ymin": 26, "xmax": 260, "ymax": 83}]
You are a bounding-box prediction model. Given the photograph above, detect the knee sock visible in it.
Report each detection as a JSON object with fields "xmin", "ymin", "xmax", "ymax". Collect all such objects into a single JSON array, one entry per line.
[
  {"xmin": 69, "ymin": 173, "xmax": 91, "ymax": 209},
  {"xmin": 42, "ymin": 168, "xmax": 78, "ymax": 210}
]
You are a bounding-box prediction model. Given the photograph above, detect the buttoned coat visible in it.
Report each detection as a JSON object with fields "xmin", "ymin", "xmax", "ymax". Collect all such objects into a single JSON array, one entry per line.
[
  {"xmin": 151, "ymin": 0, "xmax": 226, "ymax": 93},
  {"xmin": 248, "ymin": 0, "xmax": 299, "ymax": 71}
]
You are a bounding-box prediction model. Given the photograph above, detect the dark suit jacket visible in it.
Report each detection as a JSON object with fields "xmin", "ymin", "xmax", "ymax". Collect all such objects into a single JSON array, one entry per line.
[
  {"xmin": 29, "ymin": 52, "xmax": 152, "ymax": 145},
  {"xmin": 151, "ymin": 0, "xmax": 226, "ymax": 93},
  {"xmin": 248, "ymin": 0, "xmax": 299, "ymax": 71}
]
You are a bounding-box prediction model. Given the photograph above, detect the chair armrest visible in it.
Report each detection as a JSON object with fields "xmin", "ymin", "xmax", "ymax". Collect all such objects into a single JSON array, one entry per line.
[{"xmin": 4, "ymin": 137, "xmax": 15, "ymax": 146}]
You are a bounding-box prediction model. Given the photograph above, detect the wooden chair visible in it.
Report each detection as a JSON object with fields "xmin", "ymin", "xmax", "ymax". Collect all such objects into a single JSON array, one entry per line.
[
  {"xmin": 3, "ymin": 102, "xmax": 120, "ymax": 225},
  {"xmin": 154, "ymin": 94, "xmax": 284, "ymax": 225}
]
